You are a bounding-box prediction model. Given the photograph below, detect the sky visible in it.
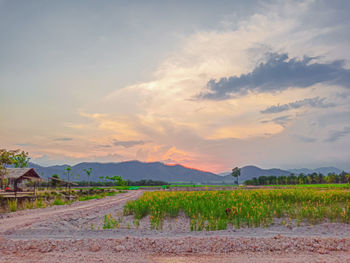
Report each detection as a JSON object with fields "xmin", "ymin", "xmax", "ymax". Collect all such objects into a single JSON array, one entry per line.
[{"xmin": 1, "ymin": 0, "xmax": 350, "ymax": 173}]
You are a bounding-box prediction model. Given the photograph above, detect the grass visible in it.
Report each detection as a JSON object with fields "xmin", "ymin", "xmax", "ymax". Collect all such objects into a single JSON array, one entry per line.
[
  {"xmin": 103, "ymin": 213, "xmax": 121, "ymax": 229},
  {"xmin": 124, "ymin": 189, "xmax": 350, "ymax": 230},
  {"xmin": 169, "ymin": 184, "xmax": 239, "ymax": 188},
  {"xmin": 34, "ymin": 198, "xmax": 46, "ymax": 208},
  {"xmin": 78, "ymin": 191, "xmax": 123, "ymax": 201},
  {"xmin": 8, "ymin": 200, "xmax": 17, "ymax": 212},
  {"xmin": 265, "ymin": 184, "xmax": 350, "ymax": 189},
  {"xmin": 1, "ymin": 188, "xmax": 125, "ymax": 213},
  {"xmin": 52, "ymin": 198, "xmax": 66, "ymax": 206}
]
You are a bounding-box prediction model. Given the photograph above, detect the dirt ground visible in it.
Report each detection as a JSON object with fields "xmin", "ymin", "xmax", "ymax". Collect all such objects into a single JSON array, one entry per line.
[
  {"xmin": 1, "ymin": 251, "xmax": 349, "ymax": 263},
  {"xmin": 0, "ymin": 190, "xmax": 349, "ymax": 263}
]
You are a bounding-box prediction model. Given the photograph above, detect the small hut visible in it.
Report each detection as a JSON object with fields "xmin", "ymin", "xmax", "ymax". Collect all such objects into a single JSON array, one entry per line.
[
  {"xmin": 48, "ymin": 176, "xmax": 78, "ymax": 188},
  {"xmin": 4, "ymin": 168, "xmax": 41, "ymax": 192}
]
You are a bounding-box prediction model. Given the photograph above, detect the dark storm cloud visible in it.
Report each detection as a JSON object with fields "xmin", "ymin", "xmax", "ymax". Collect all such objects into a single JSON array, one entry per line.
[
  {"xmin": 325, "ymin": 126, "xmax": 350, "ymax": 142},
  {"xmin": 200, "ymin": 53, "xmax": 350, "ymax": 100},
  {"xmin": 113, "ymin": 139, "xmax": 145, "ymax": 148},
  {"xmin": 261, "ymin": 97, "xmax": 335, "ymax": 114}
]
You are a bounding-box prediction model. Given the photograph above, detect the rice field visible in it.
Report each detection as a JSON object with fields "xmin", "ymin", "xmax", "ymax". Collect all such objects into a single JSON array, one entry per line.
[
  {"xmin": 266, "ymin": 184, "xmax": 350, "ymax": 189},
  {"xmin": 123, "ymin": 189, "xmax": 350, "ymax": 230}
]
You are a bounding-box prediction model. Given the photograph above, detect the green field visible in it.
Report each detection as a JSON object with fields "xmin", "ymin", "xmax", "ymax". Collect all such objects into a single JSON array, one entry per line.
[
  {"xmin": 124, "ymin": 188, "xmax": 350, "ymax": 231},
  {"xmin": 265, "ymin": 184, "xmax": 350, "ymax": 189}
]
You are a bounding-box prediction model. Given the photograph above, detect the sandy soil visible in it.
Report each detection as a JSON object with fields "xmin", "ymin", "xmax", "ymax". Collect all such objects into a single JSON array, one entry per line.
[
  {"xmin": 0, "ymin": 190, "xmax": 349, "ymax": 262},
  {"xmin": 0, "ymin": 190, "xmax": 143, "ymax": 234},
  {"xmin": 1, "ymin": 251, "xmax": 349, "ymax": 263}
]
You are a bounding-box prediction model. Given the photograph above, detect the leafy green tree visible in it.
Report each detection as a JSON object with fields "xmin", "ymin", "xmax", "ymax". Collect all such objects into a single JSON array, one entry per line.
[
  {"xmin": 106, "ymin": 176, "xmax": 128, "ymax": 186},
  {"xmin": 99, "ymin": 176, "xmax": 105, "ymax": 183},
  {"xmin": 0, "ymin": 149, "xmax": 30, "ymax": 188},
  {"xmin": 340, "ymin": 171, "xmax": 348, "ymax": 183},
  {"xmin": 11, "ymin": 151, "xmax": 30, "ymax": 168},
  {"xmin": 346, "ymin": 173, "xmax": 350, "ymax": 183},
  {"xmin": 231, "ymin": 167, "xmax": 241, "ymax": 185}
]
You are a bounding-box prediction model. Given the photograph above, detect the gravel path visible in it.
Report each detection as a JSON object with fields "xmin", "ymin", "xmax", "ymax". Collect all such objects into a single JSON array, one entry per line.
[
  {"xmin": 0, "ymin": 190, "xmax": 349, "ymax": 262},
  {"xmin": 0, "ymin": 190, "xmax": 143, "ymax": 234}
]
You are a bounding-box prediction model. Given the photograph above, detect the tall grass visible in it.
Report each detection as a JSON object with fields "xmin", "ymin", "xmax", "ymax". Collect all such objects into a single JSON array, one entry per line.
[
  {"xmin": 35, "ymin": 198, "xmax": 46, "ymax": 208},
  {"xmin": 266, "ymin": 184, "xmax": 350, "ymax": 189},
  {"xmin": 78, "ymin": 191, "xmax": 119, "ymax": 201},
  {"xmin": 52, "ymin": 198, "xmax": 66, "ymax": 206},
  {"xmin": 124, "ymin": 189, "xmax": 350, "ymax": 230},
  {"xmin": 8, "ymin": 200, "xmax": 18, "ymax": 212}
]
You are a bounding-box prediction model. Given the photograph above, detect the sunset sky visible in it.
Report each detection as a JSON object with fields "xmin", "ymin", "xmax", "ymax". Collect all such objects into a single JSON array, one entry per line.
[{"xmin": 1, "ymin": 0, "xmax": 350, "ymax": 173}]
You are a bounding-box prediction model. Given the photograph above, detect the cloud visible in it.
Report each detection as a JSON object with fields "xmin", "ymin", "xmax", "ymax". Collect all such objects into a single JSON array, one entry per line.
[
  {"xmin": 54, "ymin": 137, "xmax": 73, "ymax": 141},
  {"xmin": 96, "ymin": 144, "xmax": 111, "ymax": 148},
  {"xmin": 16, "ymin": 143, "xmax": 35, "ymax": 147},
  {"xmin": 7, "ymin": 0, "xmax": 350, "ymax": 173},
  {"xmin": 200, "ymin": 53, "xmax": 350, "ymax": 100},
  {"xmin": 113, "ymin": 139, "xmax": 146, "ymax": 148},
  {"xmin": 261, "ymin": 115, "xmax": 292, "ymax": 128},
  {"xmin": 261, "ymin": 97, "xmax": 336, "ymax": 114},
  {"xmin": 325, "ymin": 126, "xmax": 350, "ymax": 142},
  {"xmin": 294, "ymin": 135, "xmax": 317, "ymax": 143}
]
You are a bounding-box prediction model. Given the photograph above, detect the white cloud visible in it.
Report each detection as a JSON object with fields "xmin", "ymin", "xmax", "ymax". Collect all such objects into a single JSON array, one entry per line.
[{"xmin": 8, "ymin": 0, "xmax": 350, "ymax": 172}]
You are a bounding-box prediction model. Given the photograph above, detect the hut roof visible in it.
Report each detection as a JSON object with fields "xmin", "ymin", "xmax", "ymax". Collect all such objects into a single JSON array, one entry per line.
[
  {"xmin": 5, "ymin": 168, "xmax": 41, "ymax": 180},
  {"xmin": 48, "ymin": 176, "xmax": 78, "ymax": 185}
]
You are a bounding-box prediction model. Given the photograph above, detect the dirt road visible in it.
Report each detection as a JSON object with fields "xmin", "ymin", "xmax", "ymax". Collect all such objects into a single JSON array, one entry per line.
[
  {"xmin": 0, "ymin": 190, "xmax": 349, "ymax": 263},
  {"xmin": 0, "ymin": 190, "xmax": 143, "ymax": 234}
]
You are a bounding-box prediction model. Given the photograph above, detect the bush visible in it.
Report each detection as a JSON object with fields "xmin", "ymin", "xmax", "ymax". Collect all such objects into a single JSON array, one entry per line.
[
  {"xmin": 35, "ymin": 198, "xmax": 46, "ymax": 208},
  {"xmin": 22, "ymin": 200, "xmax": 34, "ymax": 210},
  {"xmin": 52, "ymin": 198, "xmax": 65, "ymax": 206},
  {"xmin": 8, "ymin": 200, "xmax": 17, "ymax": 212}
]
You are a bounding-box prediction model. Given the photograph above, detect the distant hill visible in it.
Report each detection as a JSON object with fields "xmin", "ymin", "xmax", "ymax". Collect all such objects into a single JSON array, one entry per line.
[
  {"xmin": 218, "ymin": 166, "xmax": 291, "ymax": 182},
  {"xmin": 28, "ymin": 161, "xmax": 235, "ymax": 184},
  {"xmin": 28, "ymin": 161, "xmax": 345, "ymax": 184}
]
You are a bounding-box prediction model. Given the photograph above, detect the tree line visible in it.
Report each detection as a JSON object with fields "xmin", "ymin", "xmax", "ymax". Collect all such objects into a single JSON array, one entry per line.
[
  {"xmin": 244, "ymin": 171, "xmax": 350, "ymax": 185},
  {"xmin": 39, "ymin": 178, "xmax": 169, "ymax": 187}
]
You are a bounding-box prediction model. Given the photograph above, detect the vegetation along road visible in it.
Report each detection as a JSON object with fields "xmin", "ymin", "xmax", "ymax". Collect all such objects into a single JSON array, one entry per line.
[{"xmin": 0, "ymin": 188, "xmax": 349, "ymax": 262}]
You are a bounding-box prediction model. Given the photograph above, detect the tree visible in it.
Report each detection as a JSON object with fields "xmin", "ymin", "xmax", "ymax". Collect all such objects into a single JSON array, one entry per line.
[
  {"xmin": 64, "ymin": 166, "xmax": 72, "ymax": 183},
  {"xmin": 105, "ymin": 176, "xmax": 128, "ymax": 186},
  {"xmin": 231, "ymin": 167, "xmax": 241, "ymax": 185},
  {"xmin": 51, "ymin": 174, "xmax": 60, "ymax": 187},
  {"xmin": 83, "ymin": 168, "xmax": 93, "ymax": 186},
  {"xmin": 11, "ymin": 151, "xmax": 30, "ymax": 168},
  {"xmin": 340, "ymin": 171, "xmax": 348, "ymax": 183},
  {"xmin": 99, "ymin": 176, "xmax": 106, "ymax": 184},
  {"xmin": 64, "ymin": 166, "xmax": 73, "ymax": 198},
  {"xmin": 75, "ymin": 173, "xmax": 80, "ymax": 181},
  {"xmin": 0, "ymin": 149, "xmax": 29, "ymax": 188}
]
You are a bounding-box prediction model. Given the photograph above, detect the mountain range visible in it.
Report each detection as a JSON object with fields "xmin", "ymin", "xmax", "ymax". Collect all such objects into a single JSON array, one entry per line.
[{"xmin": 28, "ymin": 161, "xmax": 346, "ymax": 184}]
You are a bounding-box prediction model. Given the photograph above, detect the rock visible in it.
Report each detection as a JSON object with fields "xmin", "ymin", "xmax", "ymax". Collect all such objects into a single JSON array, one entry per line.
[
  {"xmin": 114, "ymin": 245, "xmax": 125, "ymax": 252},
  {"xmin": 89, "ymin": 242, "xmax": 101, "ymax": 252}
]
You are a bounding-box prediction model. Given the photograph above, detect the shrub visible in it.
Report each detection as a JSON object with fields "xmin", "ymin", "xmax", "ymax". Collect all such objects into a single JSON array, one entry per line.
[
  {"xmin": 8, "ymin": 200, "xmax": 17, "ymax": 212},
  {"xmin": 103, "ymin": 214, "xmax": 119, "ymax": 229},
  {"xmin": 52, "ymin": 198, "xmax": 65, "ymax": 206},
  {"xmin": 22, "ymin": 200, "xmax": 34, "ymax": 210},
  {"xmin": 35, "ymin": 198, "xmax": 46, "ymax": 208}
]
